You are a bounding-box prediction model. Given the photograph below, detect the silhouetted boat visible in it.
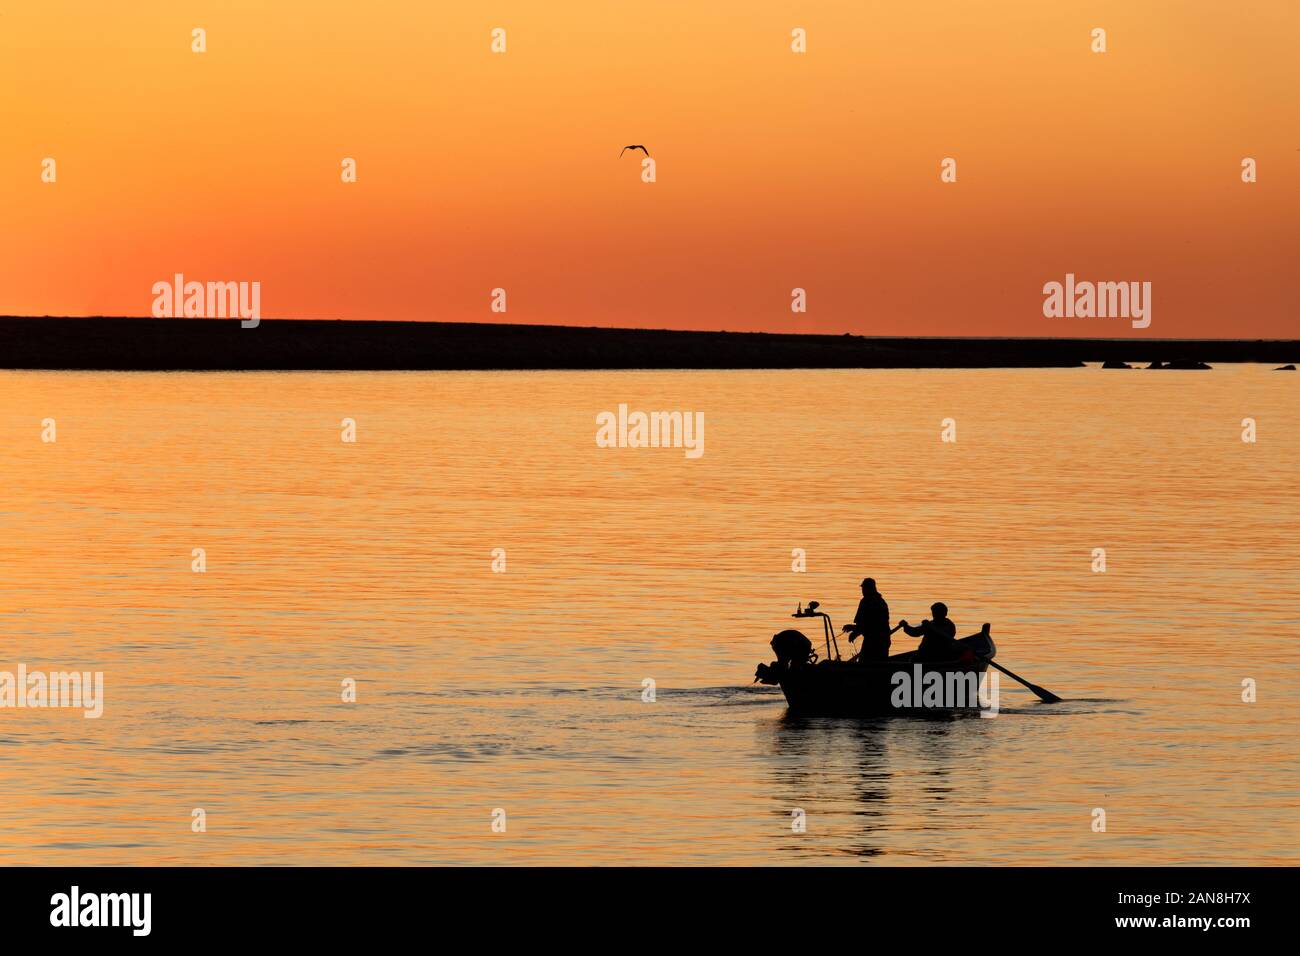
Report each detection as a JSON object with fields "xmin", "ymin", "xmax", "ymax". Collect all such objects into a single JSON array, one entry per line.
[{"xmin": 754, "ymin": 604, "xmax": 996, "ymax": 717}]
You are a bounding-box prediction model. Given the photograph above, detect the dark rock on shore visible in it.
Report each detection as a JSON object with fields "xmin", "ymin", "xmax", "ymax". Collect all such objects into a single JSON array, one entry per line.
[{"xmin": 0, "ymin": 317, "xmax": 1295, "ymax": 371}]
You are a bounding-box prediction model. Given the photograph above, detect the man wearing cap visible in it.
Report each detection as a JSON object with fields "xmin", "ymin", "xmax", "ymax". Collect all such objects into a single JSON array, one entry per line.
[
  {"xmin": 899, "ymin": 602, "xmax": 958, "ymax": 661},
  {"xmin": 843, "ymin": 578, "xmax": 892, "ymax": 661}
]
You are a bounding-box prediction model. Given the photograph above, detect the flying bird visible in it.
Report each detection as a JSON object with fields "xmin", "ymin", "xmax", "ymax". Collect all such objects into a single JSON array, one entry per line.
[{"xmin": 620, "ymin": 145, "xmax": 650, "ymax": 157}]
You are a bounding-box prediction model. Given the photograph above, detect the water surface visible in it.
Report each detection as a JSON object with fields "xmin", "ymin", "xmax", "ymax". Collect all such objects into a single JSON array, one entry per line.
[{"xmin": 0, "ymin": 367, "xmax": 1295, "ymax": 864}]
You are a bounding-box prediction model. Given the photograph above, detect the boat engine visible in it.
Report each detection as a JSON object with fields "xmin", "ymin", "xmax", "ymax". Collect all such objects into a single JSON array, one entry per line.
[{"xmin": 754, "ymin": 629, "xmax": 815, "ymax": 685}]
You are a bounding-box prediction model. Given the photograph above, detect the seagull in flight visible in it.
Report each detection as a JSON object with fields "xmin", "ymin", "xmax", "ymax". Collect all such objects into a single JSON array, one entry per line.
[{"xmin": 620, "ymin": 145, "xmax": 650, "ymax": 157}]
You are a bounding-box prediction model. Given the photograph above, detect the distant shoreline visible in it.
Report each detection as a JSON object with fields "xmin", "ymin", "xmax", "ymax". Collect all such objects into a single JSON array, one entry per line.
[{"xmin": 1, "ymin": 317, "xmax": 1296, "ymax": 371}]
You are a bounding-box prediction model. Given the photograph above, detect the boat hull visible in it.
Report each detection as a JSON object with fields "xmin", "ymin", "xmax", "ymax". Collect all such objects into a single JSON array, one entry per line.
[{"xmin": 770, "ymin": 629, "xmax": 996, "ymax": 717}]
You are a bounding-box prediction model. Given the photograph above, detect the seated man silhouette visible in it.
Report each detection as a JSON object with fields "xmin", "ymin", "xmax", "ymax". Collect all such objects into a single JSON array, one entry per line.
[
  {"xmin": 842, "ymin": 577, "xmax": 891, "ymax": 661},
  {"xmin": 899, "ymin": 602, "xmax": 957, "ymax": 661}
]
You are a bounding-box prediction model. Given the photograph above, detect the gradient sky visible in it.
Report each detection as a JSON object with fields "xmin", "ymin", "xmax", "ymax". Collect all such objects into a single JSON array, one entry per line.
[{"xmin": 1, "ymin": 1, "xmax": 1296, "ymax": 336}]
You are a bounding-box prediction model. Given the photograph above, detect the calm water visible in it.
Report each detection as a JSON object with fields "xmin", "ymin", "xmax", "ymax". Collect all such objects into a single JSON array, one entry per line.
[{"xmin": 0, "ymin": 367, "xmax": 1296, "ymax": 865}]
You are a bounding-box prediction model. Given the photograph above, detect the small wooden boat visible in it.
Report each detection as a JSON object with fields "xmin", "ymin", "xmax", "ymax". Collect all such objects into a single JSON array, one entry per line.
[{"xmin": 754, "ymin": 603, "xmax": 997, "ymax": 717}]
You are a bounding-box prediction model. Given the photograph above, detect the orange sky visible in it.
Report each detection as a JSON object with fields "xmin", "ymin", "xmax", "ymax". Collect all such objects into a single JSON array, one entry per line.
[{"xmin": 1, "ymin": 1, "xmax": 1296, "ymax": 337}]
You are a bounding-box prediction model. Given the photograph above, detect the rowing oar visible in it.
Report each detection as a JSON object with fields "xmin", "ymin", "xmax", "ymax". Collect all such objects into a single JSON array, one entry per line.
[{"xmin": 982, "ymin": 657, "xmax": 1062, "ymax": 704}]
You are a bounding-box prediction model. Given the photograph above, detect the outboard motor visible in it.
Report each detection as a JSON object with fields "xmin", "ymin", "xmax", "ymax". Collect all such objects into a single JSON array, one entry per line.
[
  {"xmin": 771, "ymin": 629, "xmax": 814, "ymax": 666},
  {"xmin": 755, "ymin": 629, "xmax": 815, "ymax": 685}
]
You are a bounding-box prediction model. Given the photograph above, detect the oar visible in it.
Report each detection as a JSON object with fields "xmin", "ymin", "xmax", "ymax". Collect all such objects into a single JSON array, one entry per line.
[{"xmin": 982, "ymin": 657, "xmax": 1062, "ymax": 704}]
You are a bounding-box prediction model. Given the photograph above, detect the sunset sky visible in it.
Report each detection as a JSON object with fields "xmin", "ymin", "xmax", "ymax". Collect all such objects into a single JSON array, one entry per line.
[{"xmin": 1, "ymin": 1, "xmax": 1296, "ymax": 337}]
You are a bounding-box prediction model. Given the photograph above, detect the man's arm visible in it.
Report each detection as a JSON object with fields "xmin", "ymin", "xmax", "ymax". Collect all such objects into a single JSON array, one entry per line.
[{"xmin": 842, "ymin": 599, "xmax": 869, "ymax": 637}]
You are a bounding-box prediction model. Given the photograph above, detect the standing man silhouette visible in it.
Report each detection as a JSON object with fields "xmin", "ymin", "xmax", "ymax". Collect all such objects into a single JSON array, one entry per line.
[{"xmin": 843, "ymin": 578, "xmax": 892, "ymax": 661}]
